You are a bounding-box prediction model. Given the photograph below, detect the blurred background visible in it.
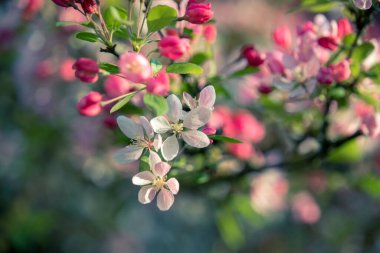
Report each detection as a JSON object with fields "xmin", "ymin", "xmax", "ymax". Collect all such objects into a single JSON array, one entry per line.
[{"xmin": 2, "ymin": 0, "xmax": 380, "ymax": 252}]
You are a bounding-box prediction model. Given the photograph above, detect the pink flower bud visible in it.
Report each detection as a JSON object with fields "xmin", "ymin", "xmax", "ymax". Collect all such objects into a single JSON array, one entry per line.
[
  {"xmin": 331, "ymin": 60, "xmax": 351, "ymax": 82},
  {"xmin": 337, "ymin": 18, "xmax": 353, "ymax": 39},
  {"xmin": 241, "ymin": 45, "xmax": 265, "ymax": 67},
  {"xmin": 72, "ymin": 58, "xmax": 99, "ymax": 83},
  {"xmin": 317, "ymin": 66, "xmax": 334, "ymax": 85},
  {"xmin": 203, "ymin": 24, "xmax": 217, "ymax": 44},
  {"xmin": 80, "ymin": 0, "xmax": 97, "ymax": 14},
  {"xmin": 202, "ymin": 127, "xmax": 216, "ymax": 135},
  {"xmin": 258, "ymin": 84, "xmax": 272, "ymax": 94},
  {"xmin": 317, "ymin": 36, "xmax": 339, "ymax": 51},
  {"xmin": 104, "ymin": 75, "xmax": 132, "ymax": 98},
  {"xmin": 185, "ymin": 2, "xmax": 213, "ymax": 24},
  {"xmin": 146, "ymin": 71, "xmax": 170, "ymax": 96},
  {"xmin": 158, "ymin": 36, "xmax": 190, "ymax": 60},
  {"xmin": 118, "ymin": 52, "xmax": 152, "ymax": 84},
  {"xmin": 272, "ymin": 25, "xmax": 292, "ymax": 51},
  {"xmin": 51, "ymin": 0, "xmax": 72, "ymax": 7},
  {"xmin": 77, "ymin": 91, "xmax": 103, "ymax": 117}
]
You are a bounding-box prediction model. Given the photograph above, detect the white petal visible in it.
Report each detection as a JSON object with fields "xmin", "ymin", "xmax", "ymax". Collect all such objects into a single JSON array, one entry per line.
[
  {"xmin": 138, "ymin": 186, "xmax": 157, "ymax": 204},
  {"xmin": 167, "ymin": 94, "xmax": 182, "ymax": 123},
  {"xmin": 162, "ymin": 135, "xmax": 179, "ymax": 161},
  {"xmin": 183, "ymin": 92, "xmax": 197, "ymax": 110},
  {"xmin": 183, "ymin": 107, "xmax": 211, "ymax": 130},
  {"xmin": 199, "ymin": 86, "xmax": 216, "ymax": 109},
  {"xmin": 149, "ymin": 151, "xmax": 161, "ymax": 170},
  {"xmin": 132, "ymin": 171, "xmax": 155, "ymax": 185},
  {"xmin": 113, "ymin": 145, "xmax": 144, "ymax": 164},
  {"xmin": 166, "ymin": 178, "xmax": 179, "ymax": 195},
  {"xmin": 150, "ymin": 116, "xmax": 172, "ymax": 134},
  {"xmin": 154, "ymin": 134, "xmax": 162, "ymax": 151},
  {"xmin": 117, "ymin": 116, "xmax": 144, "ymax": 139},
  {"xmin": 140, "ymin": 116, "xmax": 154, "ymax": 138},
  {"xmin": 153, "ymin": 162, "xmax": 171, "ymax": 177},
  {"xmin": 182, "ymin": 130, "xmax": 210, "ymax": 148},
  {"xmin": 157, "ymin": 188, "xmax": 175, "ymax": 211}
]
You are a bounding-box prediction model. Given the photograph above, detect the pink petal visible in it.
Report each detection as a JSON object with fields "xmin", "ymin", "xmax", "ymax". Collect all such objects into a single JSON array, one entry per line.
[
  {"xmin": 153, "ymin": 134, "xmax": 162, "ymax": 151},
  {"xmin": 157, "ymin": 188, "xmax": 175, "ymax": 211},
  {"xmin": 199, "ymin": 86, "xmax": 216, "ymax": 109},
  {"xmin": 150, "ymin": 116, "xmax": 172, "ymax": 134},
  {"xmin": 183, "ymin": 92, "xmax": 197, "ymax": 110},
  {"xmin": 113, "ymin": 145, "xmax": 144, "ymax": 164},
  {"xmin": 138, "ymin": 186, "xmax": 157, "ymax": 204},
  {"xmin": 140, "ymin": 116, "xmax": 154, "ymax": 138},
  {"xmin": 153, "ymin": 162, "xmax": 171, "ymax": 177},
  {"xmin": 183, "ymin": 107, "xmax": 211, "ymax": 130},
  {"xmin": 182, "ymin": 130, "xmax": 210, "ymax": 148},
  {"xmin": 161, "ymin": 135, "xmax": 179, "ymax": 161},
  {"xmin": 132, "ymin": 171, "xmax": 155, "ymax": 185},
  {"xmin": 166, "ymin": 178, "xmax": 180, "ymax": 194},
  {"xmin": 117, "ymin": 116, "xmax": 144, "ymax": 139},
  {"xmin": 167, "ymin": 94, "xmax": 182, "ymax": 123},
  {"xmin": 149, "ymin": 151, "xmax": 162, "ymax": 170}
]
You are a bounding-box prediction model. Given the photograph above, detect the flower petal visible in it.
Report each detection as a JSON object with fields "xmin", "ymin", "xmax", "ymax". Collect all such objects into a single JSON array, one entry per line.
[
  {"xmin": 154, "ymin": 134, "xmax": 162, "ymax": 151},
  {"xmin": 354, "ymin": 0, "xmax": 372, "ymax": 10},
  {"xmin": 132, "ymin": 171, "xmax": 155, "ymax": 185},
  {"xmin": 138, "ymin": 186, "xmax": 157, "ymax": 204},
  {"xmin": 140, "ymin": 116, "xmax": 154, "ymax": 138},
  {"xmin": 113, "ymin": 145, "xmax": 144, "ymax": 164},
  {"xmin": 183, "ymin": 92, "xmax": 197, "ymax": 110},
  {"xmin": 167, "ymin": 94, "xmax": 182, "ymax": 123},
  {"xmin": 157, "ymin": 188, "xmax": 175, "ymax": 211},
  {"xmin": 182, "ymin": 130, "xmax": 210, "ymax": 148},
  {"xmin": 117, "ymin": 116, "xmax": 144, "ymax": 139},
  {"xmin": 166, "ymin": 178, "xmax": 180, "ymax": 195},
  {"xmin": 153, "ymin": 162, "xmax": 171, "ymax": 177},
  {"xmin": 162, "ymin": 135, "xmax": 179, "ymax": 161},
  {"xmin": 183, "ymin": 107, "xmax": 211, "ymax": 130},
  {"xmin": 199, "ymin": 86, "xmax": 216, "ymax": 109},
  {"xmin": 149, "ymin": 151, "xmax": 161, "ymax": 170},
  {"xmin": 150, "ymin": 116, "xmax": 172, "ymax": 134}
]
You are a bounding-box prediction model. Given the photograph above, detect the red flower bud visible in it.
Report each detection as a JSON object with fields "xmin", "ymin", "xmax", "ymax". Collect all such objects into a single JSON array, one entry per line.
[
  {"xmin": 317, "ymin": 36, "xmax": 339, "ymax": 51},
  {"xmin": 77, "ymin": 91, "xmax": 103, "ymax": 117},
  {"xmin": 51, "ymin": 0, "xmax": 72, "ymax": 7},
  {"xmin": 331, "ymin": 60, "xmax": 351, "ymax": 82},
  {"xmin": 202, "ymin": 127, "xmax": 216, "ymax": 135},
  {"xmin": 337, "ymin": 18, "xmax": 353, "ymax": 39},
  {"xmin": 258, "ymin": 84, "xmax": 272, "ymax": 94},
  {"xmin": 317, "ymin": 66, "xmax": 334, "ymax": 85},
  {"xmin": 241, "ymin": 45, "xmax": 265, "ymax": 67},
  {"xmin": 185, "ymin": 2, "xmax": 213, "ymax": 24},
  {"xmin": 72, "ymin": 58, "xmax": 99, "ymax": 83},
  {"xmin": 80, "ymin": 0, "xmax": 97, "ymax": 14}
]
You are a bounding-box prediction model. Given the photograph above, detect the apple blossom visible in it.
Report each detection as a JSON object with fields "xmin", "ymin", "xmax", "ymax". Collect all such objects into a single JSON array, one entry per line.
[
  {"xmin": 72, "ymin": 58, "xmax": 99, "ymax": 83},
  {"xmin": 158, "ymin": 36, "xmax": 191, "ymax": 60},
  {"xmin": 104, "ymin": 75, "xmax": 133, "ymax": 98},
  {"xmin": 337, "ymin": 18, "xmax": 353, "ymax": 38},
  {"xmin": 118, "ymin": 52, "xmax": 152, "ymax": 84},
  {"xmin": 183, "ymin": 85, "xmax": 216, "ymax": 110},
  {"xmin": 132, "ymin": 152, "xmax": 179, "ymax": 211},
  {"xmin": 353, "ymin": 0, "xmax": 373, "ymax": 10},
  {"xmin": 113, "ymin": 116, "xmax": 162, "ymax": 164},
  {"xmin": 291, "ymin": 192, "xmax": 321, "ymax": 224},
  {"xmin": 146, "ymin": 71, "xmax": 171, "ymax": 96},
  {"xmin": 331, "ymin": 60, "xmax": 351, "ymax": 82}
]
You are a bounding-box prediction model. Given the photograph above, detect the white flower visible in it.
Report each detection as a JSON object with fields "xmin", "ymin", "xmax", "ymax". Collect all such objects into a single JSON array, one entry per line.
[
  {"xmin": 114, "ymin": 116, "xmax": 162, "ymax": 164},
  {"xmin": 132, "ymin": 152, "xmax": 179, "ymax": 211},
  {"xmin": 353, "ymin": 0, "xmax": 372, "ymax": 10},
  {"xmin": 183, "ymin": 86, "xmax": 216, "ymax": 110},
  {"xmin": 150, "ymin": 94, "xmax": 211, "ymax": 161}
]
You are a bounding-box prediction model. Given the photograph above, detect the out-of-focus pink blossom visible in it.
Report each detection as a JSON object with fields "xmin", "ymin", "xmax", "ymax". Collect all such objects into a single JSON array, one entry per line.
[
  {"xmin": 250, "ymin": 169, "xmax": 289, "ymax": 215},
  {"xmin": 58, "ymin": 7, "xmax": 87, "ymax": 31},
  {"xmin": 118, "ymin": 52, "xmax": 152, "ymax": 84},
  {"xmin": 291, "ymin": 192, "xmax": 321, "ymax": 224},
  {"xmin": 297, "ymin": 21, "xmax": 315, "ymax": 36},
  {"xmin": 185, "ymin": 1, "xmax": 213, "ymax": 24},
  {"xmin": 146, "ymin": 71, "xmax": 171, "ymax": 96},
  {"xmin": 104, "ymin": 75, "xmax": 133, "ymax": 98},
  {"xmin": 19, "ymin": 0, "xmax": 44, "ymax": 20},
  {"xmin": 203, "ymin": 24, "xmax": 217, "ymax": 44},
  {"xmin": 273, "ymin": 25, "xmax": 292, "ymax": 51},
  {"xmin": 77, "ymin": 91, "xmax": 103, "ymax": 117},
  {"xmin": 242, "ymin": 45, "xmax": 265, "ymax": 67},
  {"xmin": 227, "ymin": 143, "xmax": 254, "ymax": 160},
  {"xmin": 59, "ymin": 58, "xmax": 76, "ymax": 81},
  {"xmin": 353, "ymin": 0, "xmax": 372, "ymax": 10},
  {"xmin": 208, "ymin": 106, "xmax": 232, "ymax": 129},
  {"xmin": 317, "ymin": 36, "xmax": 339, "ymax": 51},
  {"xmin": 258, "ymin": 84, "xmax": 272, "ymax": 94},
  {"xmin": 266, "ymin": 52, "xmax": 285, "ymax": 75},
  {"xmin": 361, "ymin": 114, "xmax": 380, "ymax": 138},
  {"xmin": 307, "ymin": 170, "xmax": 327, "ymax": 193},
  {"xmin": 354, "ymin": 101, "xmax": 374, "ymax": 118},
  {"xmin": 331, "ymin": 60, "xmax": 351, "ymax": 82},
  {"xmin": 158, "ymin": 36, "xmax": 190, "ymax": 60},
  {"xmin": 337, "ymin": 18, "xmax": 353, "ymax": 39},
  {"xmin": 73, "ymin": 58, "xmax": 99, "ymax": 83},
  {"xmin": 317, "ymin": 66, "xmax": 334, "ymax": 85},
  {"xmin": 35, "ymin": 60, "xmax": 54, "ymax": 79}
]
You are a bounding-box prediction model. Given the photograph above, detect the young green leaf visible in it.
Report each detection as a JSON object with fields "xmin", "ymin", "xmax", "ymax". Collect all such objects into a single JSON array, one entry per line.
[
  {"xmin": 144, "ymin": 94, "xmax": 168, "ymax": 116},
  {"xmin": 110, "ymin": 91, "xmax": 139, "ymax": 113},
  {"xmin": 209, "ymin": 135, "xmax": 243, "ymax": 143},
  {"xmin": 166, "ymin": 62, "xmax": 203, "ymax": 74},
  {"xmin": 229, "ymin": 66, "xmax": 259, "ymax": 78},
  {"xmin": 75, "ymin": 32, "xmax": 99, "ymax": 43},
  {"xmin": 104, "ymin": 6, "xmax": 132, "ymax": 29},
  {"xmin": 150, "ymin": 59, "xmax": 163, "ymax": 75},
  {"xmin": 99, "ymin": 63, "xmax": 120, "ymax": 74},
  {"xmin": 147, "ymin": 5, "xmax": 177, "ymax": 33},
  {"xmin": 351, "ymin": 42, "xmax": 375, "ymax": 63}
]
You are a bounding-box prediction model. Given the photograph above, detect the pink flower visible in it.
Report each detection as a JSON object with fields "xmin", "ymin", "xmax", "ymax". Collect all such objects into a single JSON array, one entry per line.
[
  {"xmin": 317, "ymin": 36, "xmax": 339, "ymax": 51},
  {"xmin": 158, "ymin": 36, "xmax": 190, "ymax": 60},
  {"xmin": 118, "ymin": 52, "xmax": 152, "ymax": 84},
  {"xmin": 72, "ymin": 58, "xmax": 99, "ymax": 83},
  {"xmin": 132, "ymin": 152, "xmax": 179, "ymax": 211},
  {"xmin": 266, "ymin": 53, "xmax": 285, "ymax": 75},
  {"xmin": 77, "ymin": 91, "xmax": 103, "ymax": 117},
  {"xmin": 203, "ymin": 24, "xmax": 217, "ymax": 44},
  {"xmin": 353, "ymin": 0, "xmax": 372, "ymax": 10},
  {"xmin": 331, "ymin": 60, "xmax": 351, "ymax": 82},
  {"xmin": 273, "ymin": 25, "xmax": 292, "ymax": 51},
  {"xmin": 146, "ymin": 71, "xmax": 171, "ymax": 96},
  {"xmin": 241, "ymin": 45, "xmax": 265, "ymax": 67},
  {"xmin": 337, "ymin": 18, "xmax": 353, "ymax": 39},
  {"xmin": 59, "ymin": 58, "xmax": 76, "ymax": 81},
  {"xmin": 51, "ymin": 0, "xmax": 72, "ymax": 7},
  {"xmin": 297, "ymin": 21, "xmax": 315, "ymax": 36},
  {"xmin": 317, "ymin": 66, "xmax": 334, "ymax": 85},
  {"xmin": 202, "ymin": 127, "xmax": 216, "ymax": 144},
  {"xmin": 185, "ymin": 1, "xmax": 213, "ymax": 24},
  {"xmin": 291, "ymin": 192, "xmax": 321, "ymax": 224},
  {"xmin": 361, "ymin": 114, "xmax": 380, "ymax": 138},
  {"xmin": 104, "ymin": 75, "xmax": 132, "ymax": 98},
  {"xmin": 227, "ymin": 143, "xmax": 254, "ymax": 160}
]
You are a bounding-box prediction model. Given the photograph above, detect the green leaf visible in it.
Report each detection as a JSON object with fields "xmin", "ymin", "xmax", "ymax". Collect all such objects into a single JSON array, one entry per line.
[
  {"xmin": 99, "ymin": 63, "xmax": 120, "ymax": 74},
  {"xmin": 75, "ymin": 32, "xmax": 99, "ymax": 43},
  {"xmin": 150, "ymin": 59, "xmax": 163, "ymax": 75},
  {"xmin": 342, "ymin": 34, "xmax": 356, "ymax": 48},
  {"xmin": 139, "ymin": 154, "xmax": 150, "ymax": 171},
  {"xmin": 190, "ymin": 52, "xmax": 211, "ymax": 65},
  {"xmin": 288, "ymin": 0, "xmax": 341, "ymax": 13},
  {"xmin": 144, "ymin": 94, "xmax": 168, "ymax": 116},
  {"xmin": 166, "ymin": 62, "xmax": 203, "ymax": 75},
  {"xmin": 358, "ymin": 175, "xmax": 380, "ymax": 199},
  {"xmin": 351, "ymin": 42, "xmax": 375, "ymax": 63},
  {"xmin": 367, "ymin": 63, "xmax": 380, "ymax": 84},
  {"xmin": 147, "ymin": 5, "xmax": 177, "ymax": 33},
  {"xmin": 209, "ymin": 135, "xmax": 242, "ymax": 143},
  {"xmin": 217, "ymin": 209, "xmax": 245, "ymax": 250},
  {"xmin": 229, "ymin": 66, "xmax": 259, "ymax": 78},
  {"xmin": 110, "ymin": 91, "xmax": 139, "ymax": 113},
  {"xmin": 328, "ymin": 139, "xmax": 362, "ymax": 163},
  {"xmin": 104, "ymin": 6, "xmax": 132, "ymax": 29}
]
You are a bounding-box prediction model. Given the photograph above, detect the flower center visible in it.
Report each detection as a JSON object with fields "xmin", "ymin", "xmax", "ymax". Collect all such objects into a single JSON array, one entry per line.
[
  {"xmin": 125, "ymin": 60, "xmax": 142, "ymax": 73},
  {"xmin": 153, "ymin": 177, "xmax": 166, "ymax": 190},
  {"xmin": 134, "ymin": 139, "xmax": 153, "ymax": 149},
  {"xmin": 171, "ymin": 123, "xmax": 184, "ymax": 134}
]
